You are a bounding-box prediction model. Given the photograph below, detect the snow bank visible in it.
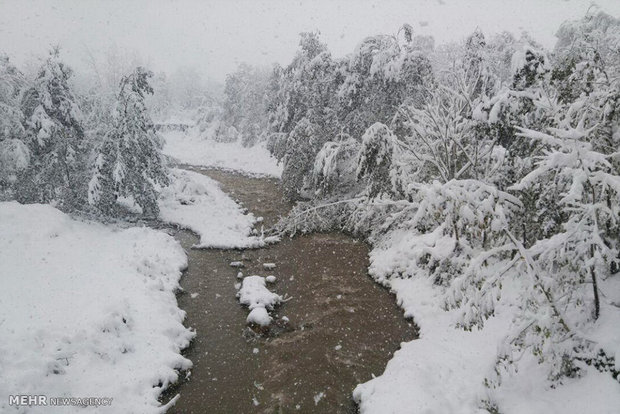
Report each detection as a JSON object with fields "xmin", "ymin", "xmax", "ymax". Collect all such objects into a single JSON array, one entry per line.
[
  {"xmin": 236, "ymin": 276, "xmax": 282, "ymax": 327},
  {"xmin": 159, "ymin": 168, "xmax": 276, "ymax": 249},
  {"xmin": 353, "ymin": 228, "xmax": 620, "ymax": 414},
  {"xmin": 0, "ymin": 201, "xmax": 194, "ymax": 413},
  {"xmin": 353, "ymin": 275, "xmax": 504, "ymax": 414},
  {"xmin": 162, "ymin": 129, "xmax": 282, "ymax": 177}
]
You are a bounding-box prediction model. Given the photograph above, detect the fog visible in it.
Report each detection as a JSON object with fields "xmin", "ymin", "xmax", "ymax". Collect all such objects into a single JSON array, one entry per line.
[{"xmin": 2, "ymin": 0, "xmax": 619, "ymax": 83}]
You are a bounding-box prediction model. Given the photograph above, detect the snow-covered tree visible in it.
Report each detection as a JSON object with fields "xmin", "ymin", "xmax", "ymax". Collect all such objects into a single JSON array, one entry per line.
[
  {"xmin": 266, "ymin": 32, "xmax": 339, "ymax": 199},
  {"xmin": 312, "ymin": 134, "xmax": 360, "ymax": 198},
  {"xmin": 356, "ymin": 122, "xmax": 404, "ymax": 199},
  {"xmin": 498, "ymin": 105, "xmax": 620, "ymax": 382},
  {"xmin": 17, "ymin": 49, "xmax": 86, "ymax": 208},
  {"xmin": 454, "ymin": 13, "xmax": 620, "ymax": 386},
  {"xmin": 267, "ymin": 32, "xmax": 337, "ymax": 137},
  {"xmin": 221, "ymin": 63, "xmax": 271, "ymax": 146},
  {"xmin": 277, "ymin": 118, "xmax": 322, "ymax": 200},
  {"xmin": 472, "ymin": 39, "xmax": 559, "ymax": 246},
  {"xmin": 88, "ymin": 67, "xmax": 169, "ymax": 217},
  {"xmin": 0, "ymin": 54, "xmax": 25, "ymax": 141},
  {"xmin": 337, "ymin": 26, "xmax": 434, "ymax": 138},
  {"xmin": 265, "ymin": 12, "xmax": 620, "ymax": 411},
  {"xmin": 0, "ymin": 54, "xmax": 29, "ymax": 192}
]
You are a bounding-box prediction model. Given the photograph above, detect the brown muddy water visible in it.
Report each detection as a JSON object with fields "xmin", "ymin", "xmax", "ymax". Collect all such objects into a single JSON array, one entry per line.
[{"xmin": 160, "ymin": 167, "xmax": 416, "ymax": 413}]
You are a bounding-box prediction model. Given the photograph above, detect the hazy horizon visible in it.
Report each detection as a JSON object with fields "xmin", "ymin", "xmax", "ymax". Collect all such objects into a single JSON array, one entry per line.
[{"xmin": 1, "ymin": 0, "xmax": 619, "ymax": 84}]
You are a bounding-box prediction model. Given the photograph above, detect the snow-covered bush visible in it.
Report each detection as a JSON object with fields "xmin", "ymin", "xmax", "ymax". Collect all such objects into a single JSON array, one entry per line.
[
  {"xmin": 312, "ymin": 134, "xmax": 360, "ymax": 197},
  {"xmin": 497, "ymin": 118, "xmax": 620, "ymax": 382},
  {"xmin": 356, "ymin": 122, "xmax": 404, "ymax": 198},
  {"xmin": 360, "ymin": 178, "xmax": 522, "ymax": 329}
]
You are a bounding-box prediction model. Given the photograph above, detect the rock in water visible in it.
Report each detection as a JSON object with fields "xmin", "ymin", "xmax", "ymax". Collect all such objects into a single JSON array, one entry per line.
[{"xmin": 247, "ymin": 307, "xmax": 272, "ymax": 326}]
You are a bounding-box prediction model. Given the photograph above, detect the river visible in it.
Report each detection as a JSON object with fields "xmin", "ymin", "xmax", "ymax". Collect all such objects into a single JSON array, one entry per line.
[{"xmin": 161, "ymin": 167, "xmax": 416, "ymax": 413}]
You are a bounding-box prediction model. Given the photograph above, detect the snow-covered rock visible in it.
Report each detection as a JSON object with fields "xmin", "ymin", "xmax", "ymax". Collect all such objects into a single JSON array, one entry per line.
[
  {"xmin": 236, "ymin": 276, "xmax": 282, "ymax": 327},
  {"xmin": 237, "ymin": 276, "xmax": 282, "ymax": 310},
  {"xmin": 247, "ymin": 307, "xmax": 272, "ymax": 327}
]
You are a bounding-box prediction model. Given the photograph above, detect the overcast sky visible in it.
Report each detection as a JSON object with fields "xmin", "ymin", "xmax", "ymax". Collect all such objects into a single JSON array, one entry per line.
[{"xmin": 1, "ymin": 0, "xmax": 619, "ymax": 83}]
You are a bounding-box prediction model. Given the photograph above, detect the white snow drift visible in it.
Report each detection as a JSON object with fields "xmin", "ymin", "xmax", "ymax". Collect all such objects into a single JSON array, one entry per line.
[
  {"xmin": 159, "ymin": 168, "xmax": 275, "ymax": 248},
  {"xmin": 0, "ymin": 202, "xmax": 194, "ymax": 413},
  {"xmin": 162, "ymin": 130, "xmax": 282, "ymax": 177}
]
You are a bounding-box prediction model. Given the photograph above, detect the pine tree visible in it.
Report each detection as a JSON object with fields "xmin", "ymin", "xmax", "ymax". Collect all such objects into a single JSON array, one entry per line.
[
  {"xmin": 0, "ymin": 54, "xmax": 25, "ymax": 141},
  {"xmin": 18, "ymin": 49, "xmax": 86, "ymax": 208},
  {"xmin": 88, "ymin": 67, "xmax": 169, "ymax": 217},
  {"xmin": 0, "ymin": 54, "xmax": 29, "ymax": 192}
]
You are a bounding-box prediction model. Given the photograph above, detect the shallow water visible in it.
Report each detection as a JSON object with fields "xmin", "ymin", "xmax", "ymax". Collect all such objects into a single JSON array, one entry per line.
[{"xmin": 161, "ymin": 168, "xmax": 416, "ymax": 413}]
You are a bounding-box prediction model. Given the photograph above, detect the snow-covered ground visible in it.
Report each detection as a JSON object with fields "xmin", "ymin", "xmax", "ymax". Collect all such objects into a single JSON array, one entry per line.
[
  {"xmin": 159, "ymin": 168, "xmax": 277, "ymax": 248},
  {"xmin": 0, "ymin": 141, "xmax": 280, "ymax": 412},
  {"xmin": 162, "ymin": 130, "xmax": 282, "ymax": 178},
  {"xmin": 353, "ymin": 229, "xmax": 620, "ymax": 414},
  {"xmin": 0, "ymin": 202, "xmax": 194, "ymax": 413}
]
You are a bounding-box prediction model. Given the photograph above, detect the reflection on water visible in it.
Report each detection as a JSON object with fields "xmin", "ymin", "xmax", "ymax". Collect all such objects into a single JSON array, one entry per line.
[{"xmin": 161, "ymin": 168, "xmax": 416, "ymax": 413}]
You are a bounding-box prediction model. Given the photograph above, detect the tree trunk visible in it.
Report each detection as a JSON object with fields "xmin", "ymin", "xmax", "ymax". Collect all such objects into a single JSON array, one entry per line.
[{"xmin": 590, "ymin": 245, "xmax": 600, "ymax": 320}]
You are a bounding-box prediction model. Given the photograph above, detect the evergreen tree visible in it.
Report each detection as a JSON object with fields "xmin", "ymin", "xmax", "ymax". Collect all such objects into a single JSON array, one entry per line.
[
  {"xmin": 0, "ymin": 54, "xmax": 29, "ymax": 192},
  {"xmin": 0, "ymin": 54, "xmax": 25, "ymax": 141},
  {"xmin": 88, "ymin": 67, "xmax": 169, "ymax": 217},
  {"xmin": 18, "ymin": 49, "xmax": 86, "ymax": 208}
]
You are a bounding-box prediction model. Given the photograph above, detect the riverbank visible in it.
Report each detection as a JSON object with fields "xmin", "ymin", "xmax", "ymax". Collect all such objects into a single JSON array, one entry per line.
[
  {"xmin": 0, "ymin": 160, "xmax": 268, "ymax": 413},
  {"xmin": 0, "ymin": 202, "xmax": 193, "ymax": 414},
  {"xmin": 160, "ymin": 168, "xmax": 416, "ymax": 413}
]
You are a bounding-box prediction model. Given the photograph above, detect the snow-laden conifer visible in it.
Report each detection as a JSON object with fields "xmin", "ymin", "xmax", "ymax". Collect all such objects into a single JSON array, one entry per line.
[
  {"xmin": 18, "ymin": 49, "xmax": 86, "ymax": 208},
  {"xmin": 0, "ymin": 54, "xmax": 28, "ymax": 190},
  {"xmin": 88, "ymin": 67, "xmax": 169, "ymax": 217}
]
